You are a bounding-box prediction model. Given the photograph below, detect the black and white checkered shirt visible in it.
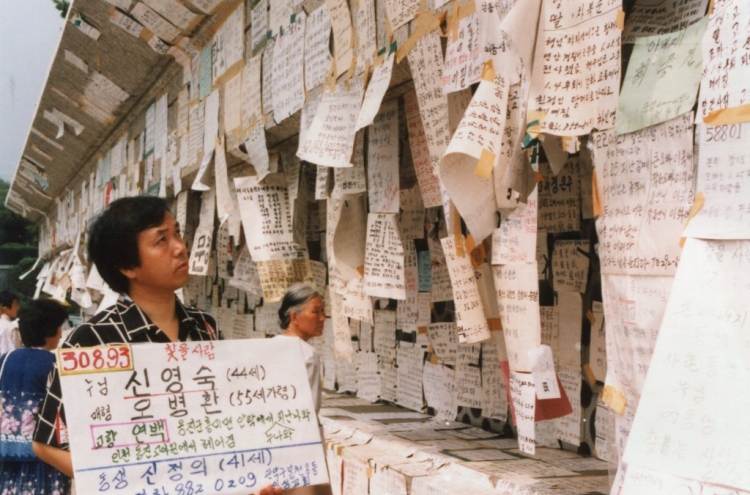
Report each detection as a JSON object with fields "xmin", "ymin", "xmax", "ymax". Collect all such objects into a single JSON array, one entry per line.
[{"xmin": 33, "ymin": 294, "xmax": 221, "ymax": 450}]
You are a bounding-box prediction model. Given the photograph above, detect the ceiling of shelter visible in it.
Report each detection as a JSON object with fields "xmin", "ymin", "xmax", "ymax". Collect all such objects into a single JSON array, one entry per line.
[{"xmin": 5, "ymin": 0, "xmax": 235, "ymax": 224}]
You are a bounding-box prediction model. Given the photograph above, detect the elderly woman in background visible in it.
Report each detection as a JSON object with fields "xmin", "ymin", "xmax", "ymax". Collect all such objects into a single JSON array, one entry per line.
[
  {"xmin": 0, "ymin": 298, "xmax": 70, "ymax": 495},
  {"xmin": 276, "ymin": 284, "xmax": 331, "ymax": 495}
]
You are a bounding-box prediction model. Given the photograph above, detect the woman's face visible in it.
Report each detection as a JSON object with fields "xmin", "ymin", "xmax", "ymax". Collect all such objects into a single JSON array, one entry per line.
[{"xmin": 290, "ymin": 296, "xmax": 326, "ymax": 341}]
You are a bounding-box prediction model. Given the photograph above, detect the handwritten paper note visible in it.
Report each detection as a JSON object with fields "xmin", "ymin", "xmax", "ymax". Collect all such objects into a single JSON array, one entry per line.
[
  {"xmin": 396, "ymin": 346, "xmax": 425, "ymax": 411},
  {"xmin": 272, "ymin": 12, "xmax": 306, "ymax": 123},
  {"xmin": 234, "ymin": 174, "xmax": 300, "ymax": 261},
  {"xmin": 83, "ymin": 72, "xmax": 129, "ymax": 116},
  {"xmin": 404, "ymin": 90, "xmax": 443, "ymax": 208},
  {"xmin": 537, "ymin": 156, "xmax": 581, "ymax": 233},
  {"xmin": 331, "ymin": 291, "xmax": 355, "ymax": 362},
  {"xmin": 256, "ymin": 259, "xmax": 314, "ymax": 302},
  {"xmin": 443, "ymin": 12, "xmax": 482, "ymax": 93},
  {"xmin": 623, "ymin": 0, "xmax": 708, "ymax": 43},
  {"xmin": 144, "ymin": 0, "xmax": 199, "ymax": 31},
  {"xmin": 342, "ymin": 277, "xmax": 374, "ymax": 324},
  {"xmin": 297, "ymin": 78, "xmax": 364, "ymax": 167},
  {"xmin": 621, "ymin": 465, "xmax": 706, "ymax": 495},
  {"xmin": 364, "ymin": 213, "xmax": 406, "ymax": 300},
  {"xmin": 187, "ymin": 100, "xmax": 204, "ymax": 168},
  {"xmin": 616, "ymin": 18, "xmax": 706, "ymax": 134},
  {"xmin": 109, "ymin": 8, "xmax": 144, "ymax": 37},
  {"xmin": 429, "ymin": 237, "xmax": 454, "ymax": 302},
  {"xmin": 250, "ymin": 0, "xmax": 268, "ymax": 54},
  {"xmin": 441, "ymin": 236, "xmax": 491, "ymax": 344},
  {"xmin": 131, "ymin": 2, "xmax": 181, "ymax": 43},
  {"xmin": 553, "ymin": 367, "xmax": 581, "ymax": 445},
  {"xmin": 455, "ymin": 344, "xmax": 483, "ymax": 409},
  {"xmin": 269, "ymin": 0, "xmax": 293, "ymax": 35},
  {"xmin": 683, "ymin": 121, "xmax": 750, "ymax": 239},
  {"xmin": 241, "ymin": 54, "xmax": 262, "ymax": 125},
  {"xmin": 353, "ymin": 0, "xmax": 376, "ymax": 75},
  {"xmin": 493, "ymin": 262, "xmax": 541, "ymax": 372},
  {"xmin": 407, "ymin": 30, "xmax": 452, "ymax": 174},
  {"xmin": 427, "ymin": 322, "xmax": 457, "ymax": 364},
  {"xmin": 261, "ymin": 39, "xmax": 274, "ymax": 116},
  {"xmin": 397, "ymin": 241, "xmax": 419, "ymax": 329},
  {"xmin": 244, "ymin": 123, "xmax": 271, "ymax": 180},
  {"xmin": 440, "ymin": 62, "xmax": 507, "ymax": 243},
  {"xmin": 551, "ymin": 240, "xmax": 589, "ymax": 293},
  {"xmin": 188, "ymin": 189, "xmax": 215, "ymax": 276},
  {"xmin": 333, "ymin": 131, "xmax": 367, "ymax": 195},
  {"xmin": 509, "ymin": 371, "xmax": 536, "ymax": 455},
  {"xmin": 698, "ymin": 1, "xmax": 750, "ymax": 121},
  {"xmin": 481, "ymin": 341, "xmax": 509, "ymax": 421},
  {"xmin": 305, "ymin": 4, "xmax": 332, "ymax": 91},
  {"xmin": 492, "ymin": 189, "xmax": 538, "ymax": 265},
  {"xmin": 355, "ymin": 47, "xmax": 395, "ymax": 130},
  {"xmin": 600, "ymin": 273, "xmax": 673, "ymax": 453},
  {"xmin": 592, "ymin": 114, "xmax": 695, "ymax": 273},
  {"xmin": 528, "ymin": 0, "xmax": 621, "ymax": 135},
  {"xmin": 211, "ymin": 3, "xmax": 244, "ymax": 83},
  {"xmin": 325, "ymin": 0, "xmax": 354, "ymax": 78},
  {"xmin": 623, "ymin": 238, "xmax": 750, "ymax": 492},
  {"xmin": 59, "ymin": 340, "xmax": 328, "ymax": 494},
  {"xmin": 186, "ymin": 0, "xmax": 223, "ymax": 14},
  {"xmin": 423, "ymin": 362, "xmax": 457, "ymax": 421},
  {"xmin": 356, "ymin": 351, "xmax": 382, "ymax": 401},
  {"xmin": 399, "ymin": 187, "xmax": 425, "ymax": 240},
  {"xmin": 385, "ymin": 0, "xmax": 418, "ymax": 30},
  {"xmin": 367, "ymin": 99, "xmax": 399, "ymax": 213},
  {"xmin": 229, "ymin": 245, "xmax": 263, "ymax": 296}
]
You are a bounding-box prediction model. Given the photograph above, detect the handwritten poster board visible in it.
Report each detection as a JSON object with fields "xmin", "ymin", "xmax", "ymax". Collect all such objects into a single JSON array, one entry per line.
[
  {"xmin": 623, "ymin": 238, "xmax": 750, "ymax": 493},
  {"xmin": 683, "ymin": 121, "xmax": 750, "ymax": 239},
  {"xmin": 593, "ymin": 114, "xmax": 695, "ymax": 274},
  {"xmin": 59, "ymin": 339, "xmax": 328, "ymax": 494},
  {"xmin": 622, "ymin": 0, "xmax": 708, "ymax": 43},
  {"xmin": 615, "ymin": 18, "xmax": 706, "ymax": 134},
  {"xmin": 528, "ymin": 0, "xmax": 620, "ymax": 135}
]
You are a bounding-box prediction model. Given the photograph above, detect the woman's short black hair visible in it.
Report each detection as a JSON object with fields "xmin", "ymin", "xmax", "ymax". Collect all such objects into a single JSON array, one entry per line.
[
  {"xmin": 18, "ymin": 298, "xmax": 68, "ymax": 347},
  {"xmin": 278, "ymin": 284, "xmax": 321, "ymax": 330},
  {"xmin": 88, "ymin": 196, "xmax": 172, "ymax": 294}
]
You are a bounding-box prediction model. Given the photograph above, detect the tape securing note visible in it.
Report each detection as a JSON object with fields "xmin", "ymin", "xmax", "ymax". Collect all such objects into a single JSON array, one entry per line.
[
  {"xmin": 474, "ymin": 148, "xmax": 495, "ymax": 179},
  {"xmin": 592, "ymin": 168, "xmax": 603, "ymax": 218},
  {"xmin": 583, "ymin": 364, "xmax": 597, "ymax": 386},
  {"xmin": 523, "ymin": 110, "xmax": 546, "ymax": 147},
  {"xmin": 602, "ymin": 385, "xmax": 627, "ymax": 415},
  {"xmin": 450, "ymin": 0, "xmax": 460, "ymax": 42},
  {"xmin": 487, "ymin": 318, "xmax": 502, "ymax": 331},
  {"xmin": 615, "ymin": 9, "xmax": 625, "ymax": 30},
  {"xmin": 703, "ymin": 103, "xmax": 750, "ymax": 126},
  {"xmin": 481, "ymin": 58, "xmax": 495, "ymax": 82},
  {"xmin": 680, "ymin": 191, "xmax": 705, "ymax": 247},
  {"xmin": 396, "ymin": 10, "xmax": 446, "ymax": 63},
  {"xmin": 586, "ymin": 310, "xmax": 596, "ymax": 326}
]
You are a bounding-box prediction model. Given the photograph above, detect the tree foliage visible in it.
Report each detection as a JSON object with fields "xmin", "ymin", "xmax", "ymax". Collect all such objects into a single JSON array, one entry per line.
[
  {"xmin": 0, "ymin": 181, "xmax": 36, "ymax": 246},
  {"xmin": 0, "ymin": 180, "xmax": 40, "ymax": 299},
  {"xmin": 52, "ymin": 0, "xmax": 70, "ymax": 18}
]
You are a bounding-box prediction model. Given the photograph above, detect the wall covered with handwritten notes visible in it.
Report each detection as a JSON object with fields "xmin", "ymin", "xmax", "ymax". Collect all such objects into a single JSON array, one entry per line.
[{"xmin": 27, "ymin": 0, "xmax": 750, "ymax": 493}]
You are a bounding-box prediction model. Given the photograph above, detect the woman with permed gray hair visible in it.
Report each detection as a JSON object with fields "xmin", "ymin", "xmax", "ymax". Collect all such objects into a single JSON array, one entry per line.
[
  {"xmin": 277, "ymin": 284, "xmax": 325, "ymax": 412},
  {"xmin": 276, "ymin": 284, "xmax": 332, "ymax": 495}
]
